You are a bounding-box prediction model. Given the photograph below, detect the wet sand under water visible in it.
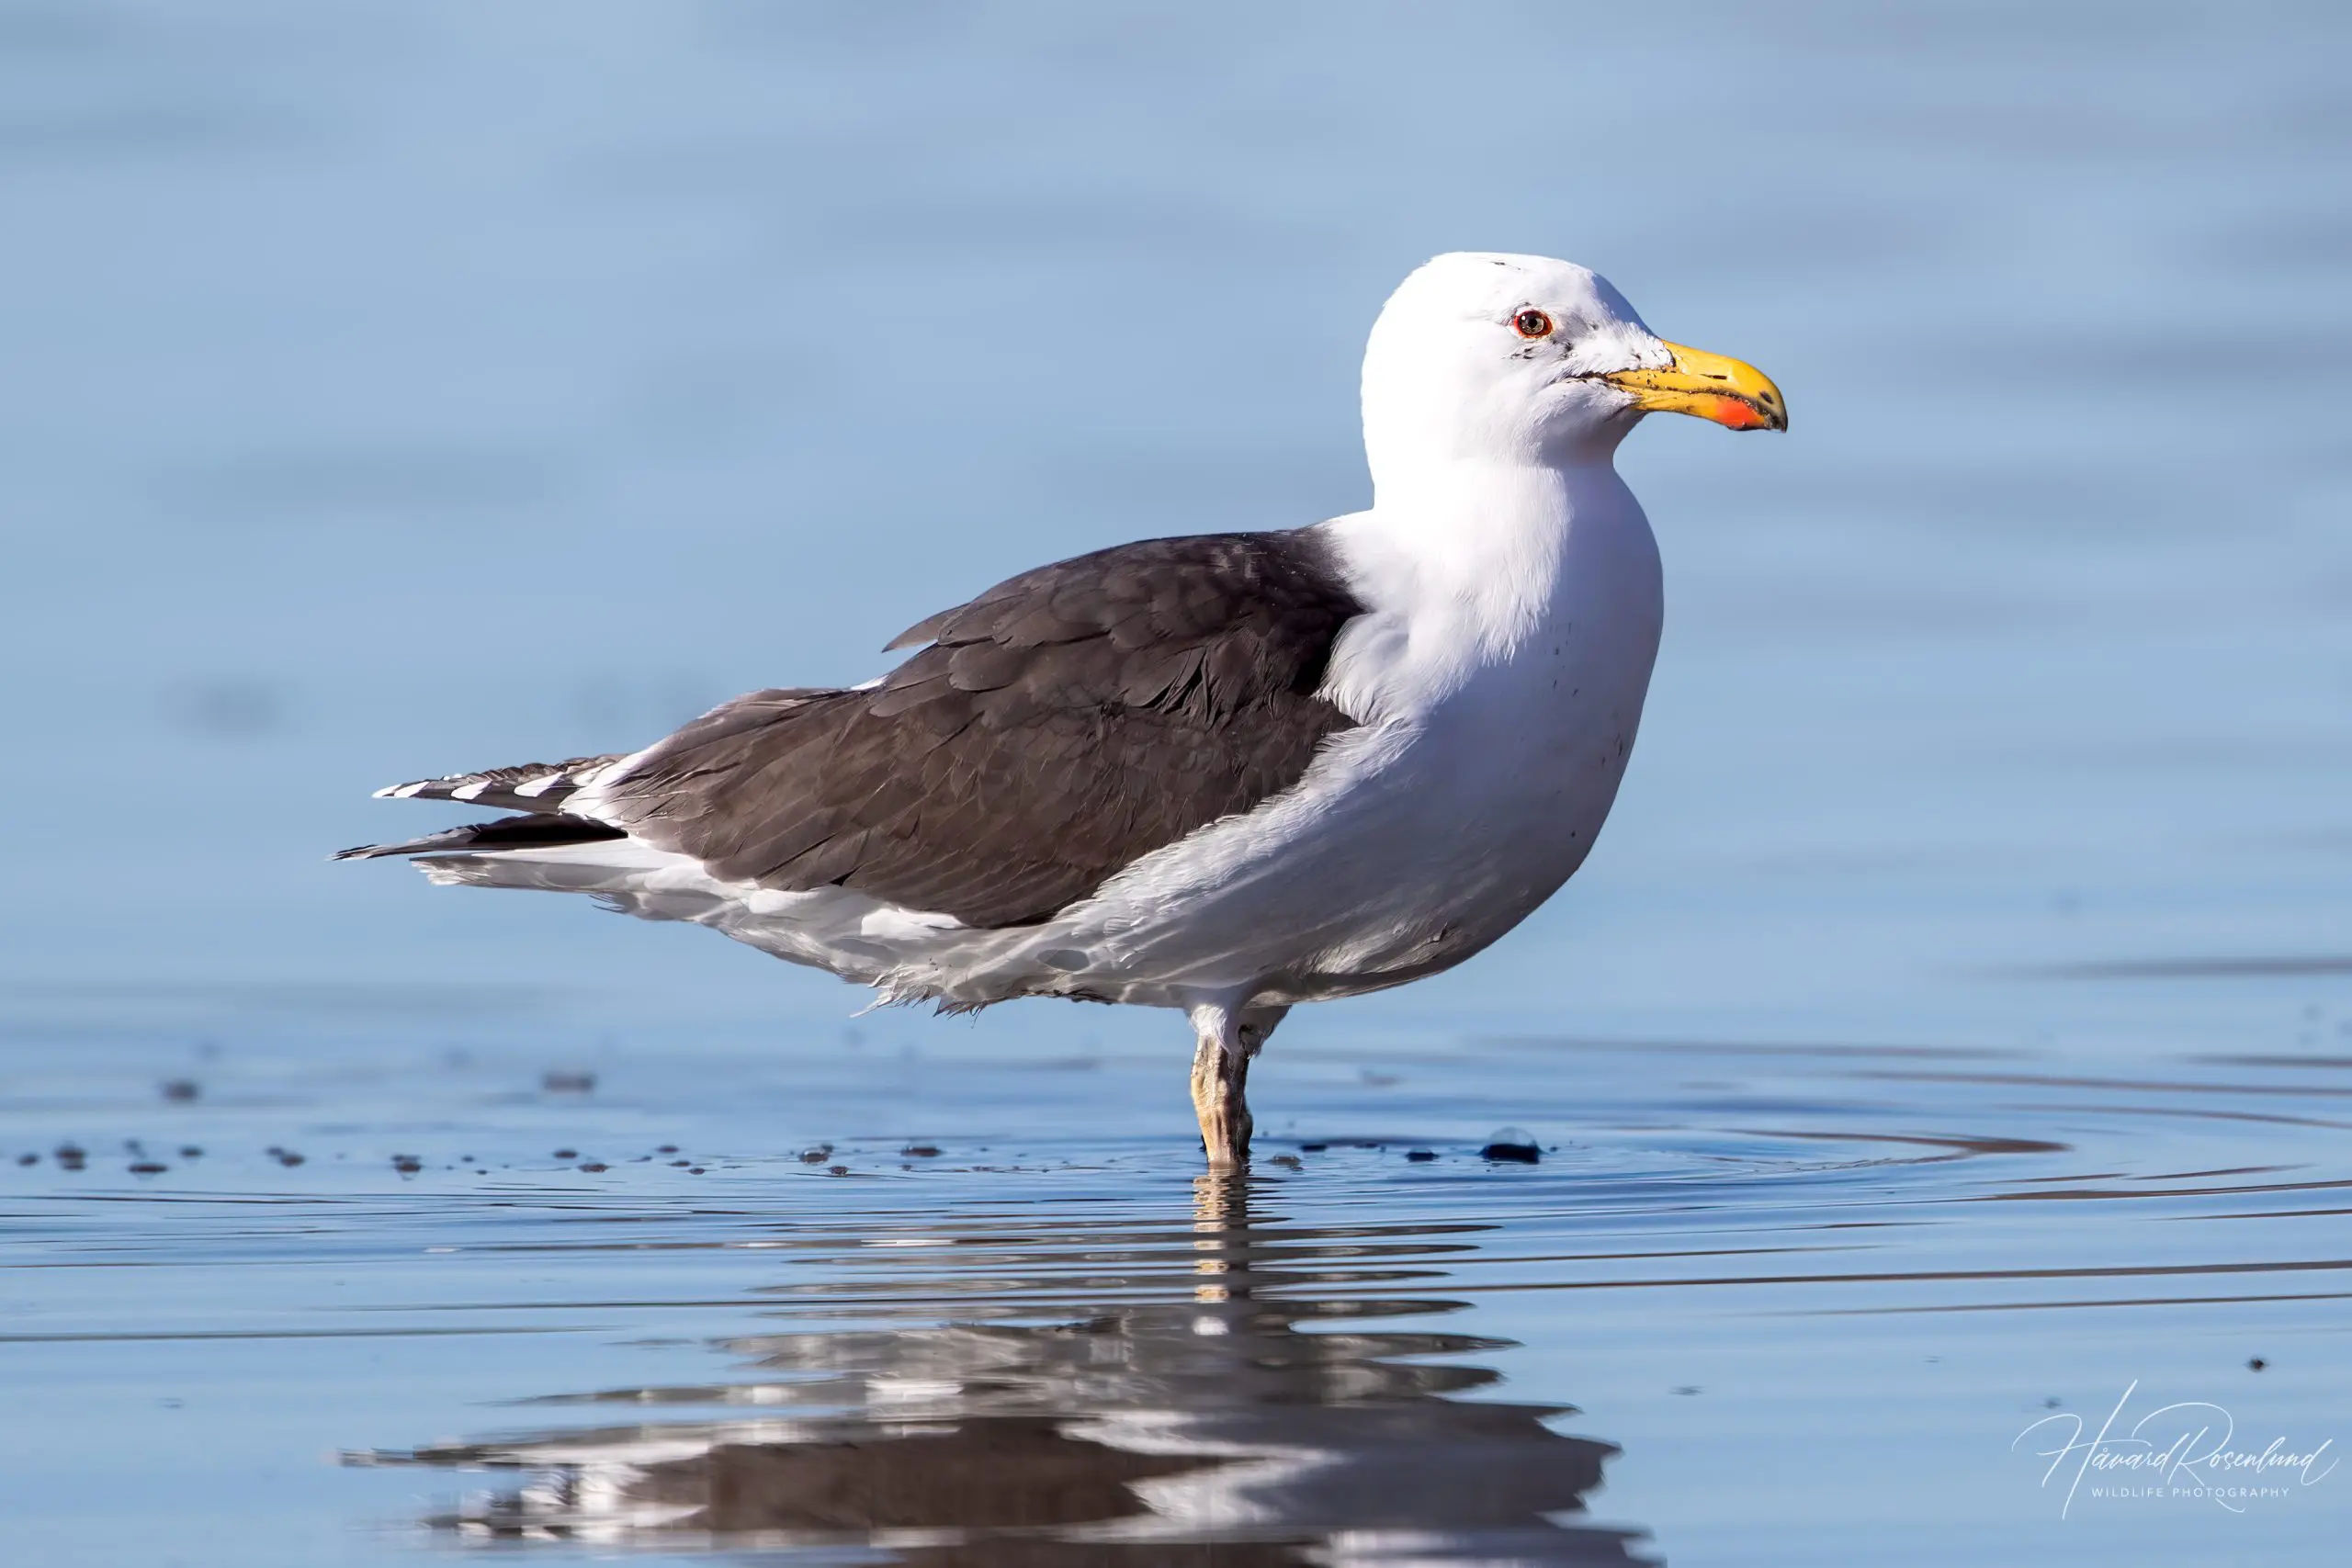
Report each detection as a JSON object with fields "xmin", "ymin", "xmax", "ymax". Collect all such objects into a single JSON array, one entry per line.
[{"xmin": 4, "ymin": 1018, "xmax": 2346, "ymax": 1566}]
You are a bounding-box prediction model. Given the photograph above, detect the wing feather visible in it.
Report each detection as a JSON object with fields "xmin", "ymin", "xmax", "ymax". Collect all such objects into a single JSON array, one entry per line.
[{"xmin": 596, "ymin": 530, "xmax": 1363, "ymax": 927}]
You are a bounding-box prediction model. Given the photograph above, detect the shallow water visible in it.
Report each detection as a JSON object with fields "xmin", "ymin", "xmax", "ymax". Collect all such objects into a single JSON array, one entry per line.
[
  {"xmin": 7, "ymin": 1026, "xmax": 2348, "ymax": 1562},
  {"xmin": 4, "ymin": 1, "xmax": 2351, "ymax": 1562}
]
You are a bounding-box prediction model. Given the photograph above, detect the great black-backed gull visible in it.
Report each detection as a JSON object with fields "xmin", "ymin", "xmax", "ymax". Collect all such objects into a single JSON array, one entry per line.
[{"xmin": 339, "ymin": 252, "xmax": 1784, "ymax": 1167}]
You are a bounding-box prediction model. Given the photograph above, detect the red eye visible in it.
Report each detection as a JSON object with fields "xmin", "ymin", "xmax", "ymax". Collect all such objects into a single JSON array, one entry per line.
[{"xmin": 1512, "ymin": 309, "xmax": 1555, "ymax": 339}]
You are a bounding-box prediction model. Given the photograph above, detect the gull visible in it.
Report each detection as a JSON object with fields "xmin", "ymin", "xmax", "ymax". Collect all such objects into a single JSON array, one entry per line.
[{"xmin": 339, "ymin": 252, "xmax": 1785, "ymax": 1167}]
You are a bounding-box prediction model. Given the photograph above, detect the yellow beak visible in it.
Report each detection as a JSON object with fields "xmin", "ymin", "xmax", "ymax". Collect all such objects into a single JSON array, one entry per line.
[{"xmin": 1601, "ymin": 342, "xmax": 1787, "ymax": 432}]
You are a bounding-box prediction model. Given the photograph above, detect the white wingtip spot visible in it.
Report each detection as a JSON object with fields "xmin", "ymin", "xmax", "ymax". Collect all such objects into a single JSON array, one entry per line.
[
  {"xmin": 514, "ymin": 773, "xmax": 563, "ymax": 798},
  {"xmin": 451, "ymin": 782, "xmax": 489, "ymax": 802},
  {"xmin": 376, "ymin": 783, "xmax": 423, "ymax": 799}
]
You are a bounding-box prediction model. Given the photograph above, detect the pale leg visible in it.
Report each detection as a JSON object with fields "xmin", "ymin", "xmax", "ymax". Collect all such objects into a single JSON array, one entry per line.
[{"xmin": 1187, "ymin": 1001, "xmax": 1289, "ymax": 1168}]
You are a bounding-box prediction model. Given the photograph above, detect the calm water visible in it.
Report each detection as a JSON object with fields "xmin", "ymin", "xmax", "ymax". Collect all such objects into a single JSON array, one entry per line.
[{"xmin": 3, "ymin": 2, "xmax": 2349, "ymax": 1562}]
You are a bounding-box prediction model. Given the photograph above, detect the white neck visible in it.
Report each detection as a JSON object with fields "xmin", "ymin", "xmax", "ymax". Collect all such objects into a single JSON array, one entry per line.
[{"xmin": 1320, "ymin": 454, "xmax": 1653, "ymax": 719}]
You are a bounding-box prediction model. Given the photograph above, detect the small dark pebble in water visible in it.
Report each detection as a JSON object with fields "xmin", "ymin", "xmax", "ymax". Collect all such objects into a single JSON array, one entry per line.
[
  {"xmin": 56, "ymin": 1143, "xmax": 87, "ymax": 1170},
  {"xmin": 275, "ymin": 1151, "xmax": 305, "ymax": 1168},
  {"xmin": 828, "ymin": 1165, "xmax": 850, "ymax": 1177},
  {"xmin": 15, "ymin": 1153, "xmax": 35, "ymax": 1167},
  {"xmin": 1406, "ymin": 1149, "xmax": 1438, "ymax": 1162},
  {"xmin": 900, "ymin": 1144, "xmax": 942, "ymax": 1157},
  {"xmin": 1267, "ymin": 1154, "xmax": 1303, "ymax": 1170},
  {"xmin": 798, "ymin": 1145, "xmax": 833, "ymax": 1163},
  {"xmin": 541, "ymin": 1071, "xmax": 595, "ymax": 1093},
  {"xmin": 552, "ymin": 1149, "xmax": 578, "ymax": 1160},
  {"xmin": 657, "ymin": 1145, "xmax": 679, "ymax": 1154},
  {"xmin": 160, "ymin": 1079, "xmax": 200, "ymax": 1102},
  {"xmin": 129, "ymin": 1161, "xmax": 167, "ymax": 1175},
  {"xmin": 578, "ymin": 1162, "xmax": 608, "ymax": 1173},
  {"xmin": 685, "ymin": 1167, "xmax": 705, "ymax": 1175},
  {"xmin": 1478, "ymin": 1125, "xmax": 1543, "ymax": 1164},
  {"xmin": 391, "ymin": 1156, "xmax": 423, "ymax": 1174},
  {"xmin": 179, "ymin": 1146, "xmax": 202, "ymax": 1159},
  {"xmin": 670, "ymin": 1159, "xmax": 692, "ymax": 1168},
  {"xmin": 2249, "ymin": 1357, "xmax": 2267, "ymax": 1371},
  {"xmin": 1299, "ymin": 1142, "xmax": 1329, "ymax": 1153},
  {"xmin": 1672, "ymin": 1385, "xmax": 1702, "ymax": 1396}
]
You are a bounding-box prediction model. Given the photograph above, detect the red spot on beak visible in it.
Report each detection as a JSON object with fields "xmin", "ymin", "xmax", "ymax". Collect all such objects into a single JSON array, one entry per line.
[{"xmin": 1702, "ymin": 396, "xmax": 1769, "ymax": 431}]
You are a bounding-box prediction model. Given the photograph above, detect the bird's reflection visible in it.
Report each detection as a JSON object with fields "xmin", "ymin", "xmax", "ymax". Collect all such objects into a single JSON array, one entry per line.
[{"xmin": 368, "ymin": 1178, "xmax": 1654, "ymax": 1564}]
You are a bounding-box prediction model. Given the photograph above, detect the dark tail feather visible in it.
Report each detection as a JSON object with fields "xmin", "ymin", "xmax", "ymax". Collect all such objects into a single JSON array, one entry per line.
[
  {"xmin": 370, "ymin": 754, "xmax": 625, "ymax": 815},
  {"xmin": 334, "ymin": 814, "xmax": 627, "ymax": 862}
]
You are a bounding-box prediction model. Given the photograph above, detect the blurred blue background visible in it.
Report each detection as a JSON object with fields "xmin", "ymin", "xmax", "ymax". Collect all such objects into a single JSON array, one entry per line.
[
  {"xmin": 6, "ymin": 10, "xmax": 2352, "ymax": 1567},
  {"xmin": 3, "ymin": 0, "xmax": 2346, "ymax": 1055}
]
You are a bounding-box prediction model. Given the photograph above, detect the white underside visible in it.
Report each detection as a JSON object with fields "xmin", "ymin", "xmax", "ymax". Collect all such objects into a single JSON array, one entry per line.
[{"xmin": 426, "ymin": 462, "xmax": 1665, "ymax": 1021}]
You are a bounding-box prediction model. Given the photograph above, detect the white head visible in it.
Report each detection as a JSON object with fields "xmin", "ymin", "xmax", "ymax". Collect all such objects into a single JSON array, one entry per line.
[{"xmin": 1361, "ymin": 252, "xmax": 1783, "ymax": 487}]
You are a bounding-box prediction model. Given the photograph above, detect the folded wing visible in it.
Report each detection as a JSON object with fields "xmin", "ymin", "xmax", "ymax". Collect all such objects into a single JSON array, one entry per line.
[{"xmin": 592, "ymin": 530, "xmax": 1365, "ymax": 927}]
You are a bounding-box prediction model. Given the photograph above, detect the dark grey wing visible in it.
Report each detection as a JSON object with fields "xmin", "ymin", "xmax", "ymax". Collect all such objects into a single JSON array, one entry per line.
[{"xmin": 594, "ymin": 530, "xmax": 1365, "ymax": 928}]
